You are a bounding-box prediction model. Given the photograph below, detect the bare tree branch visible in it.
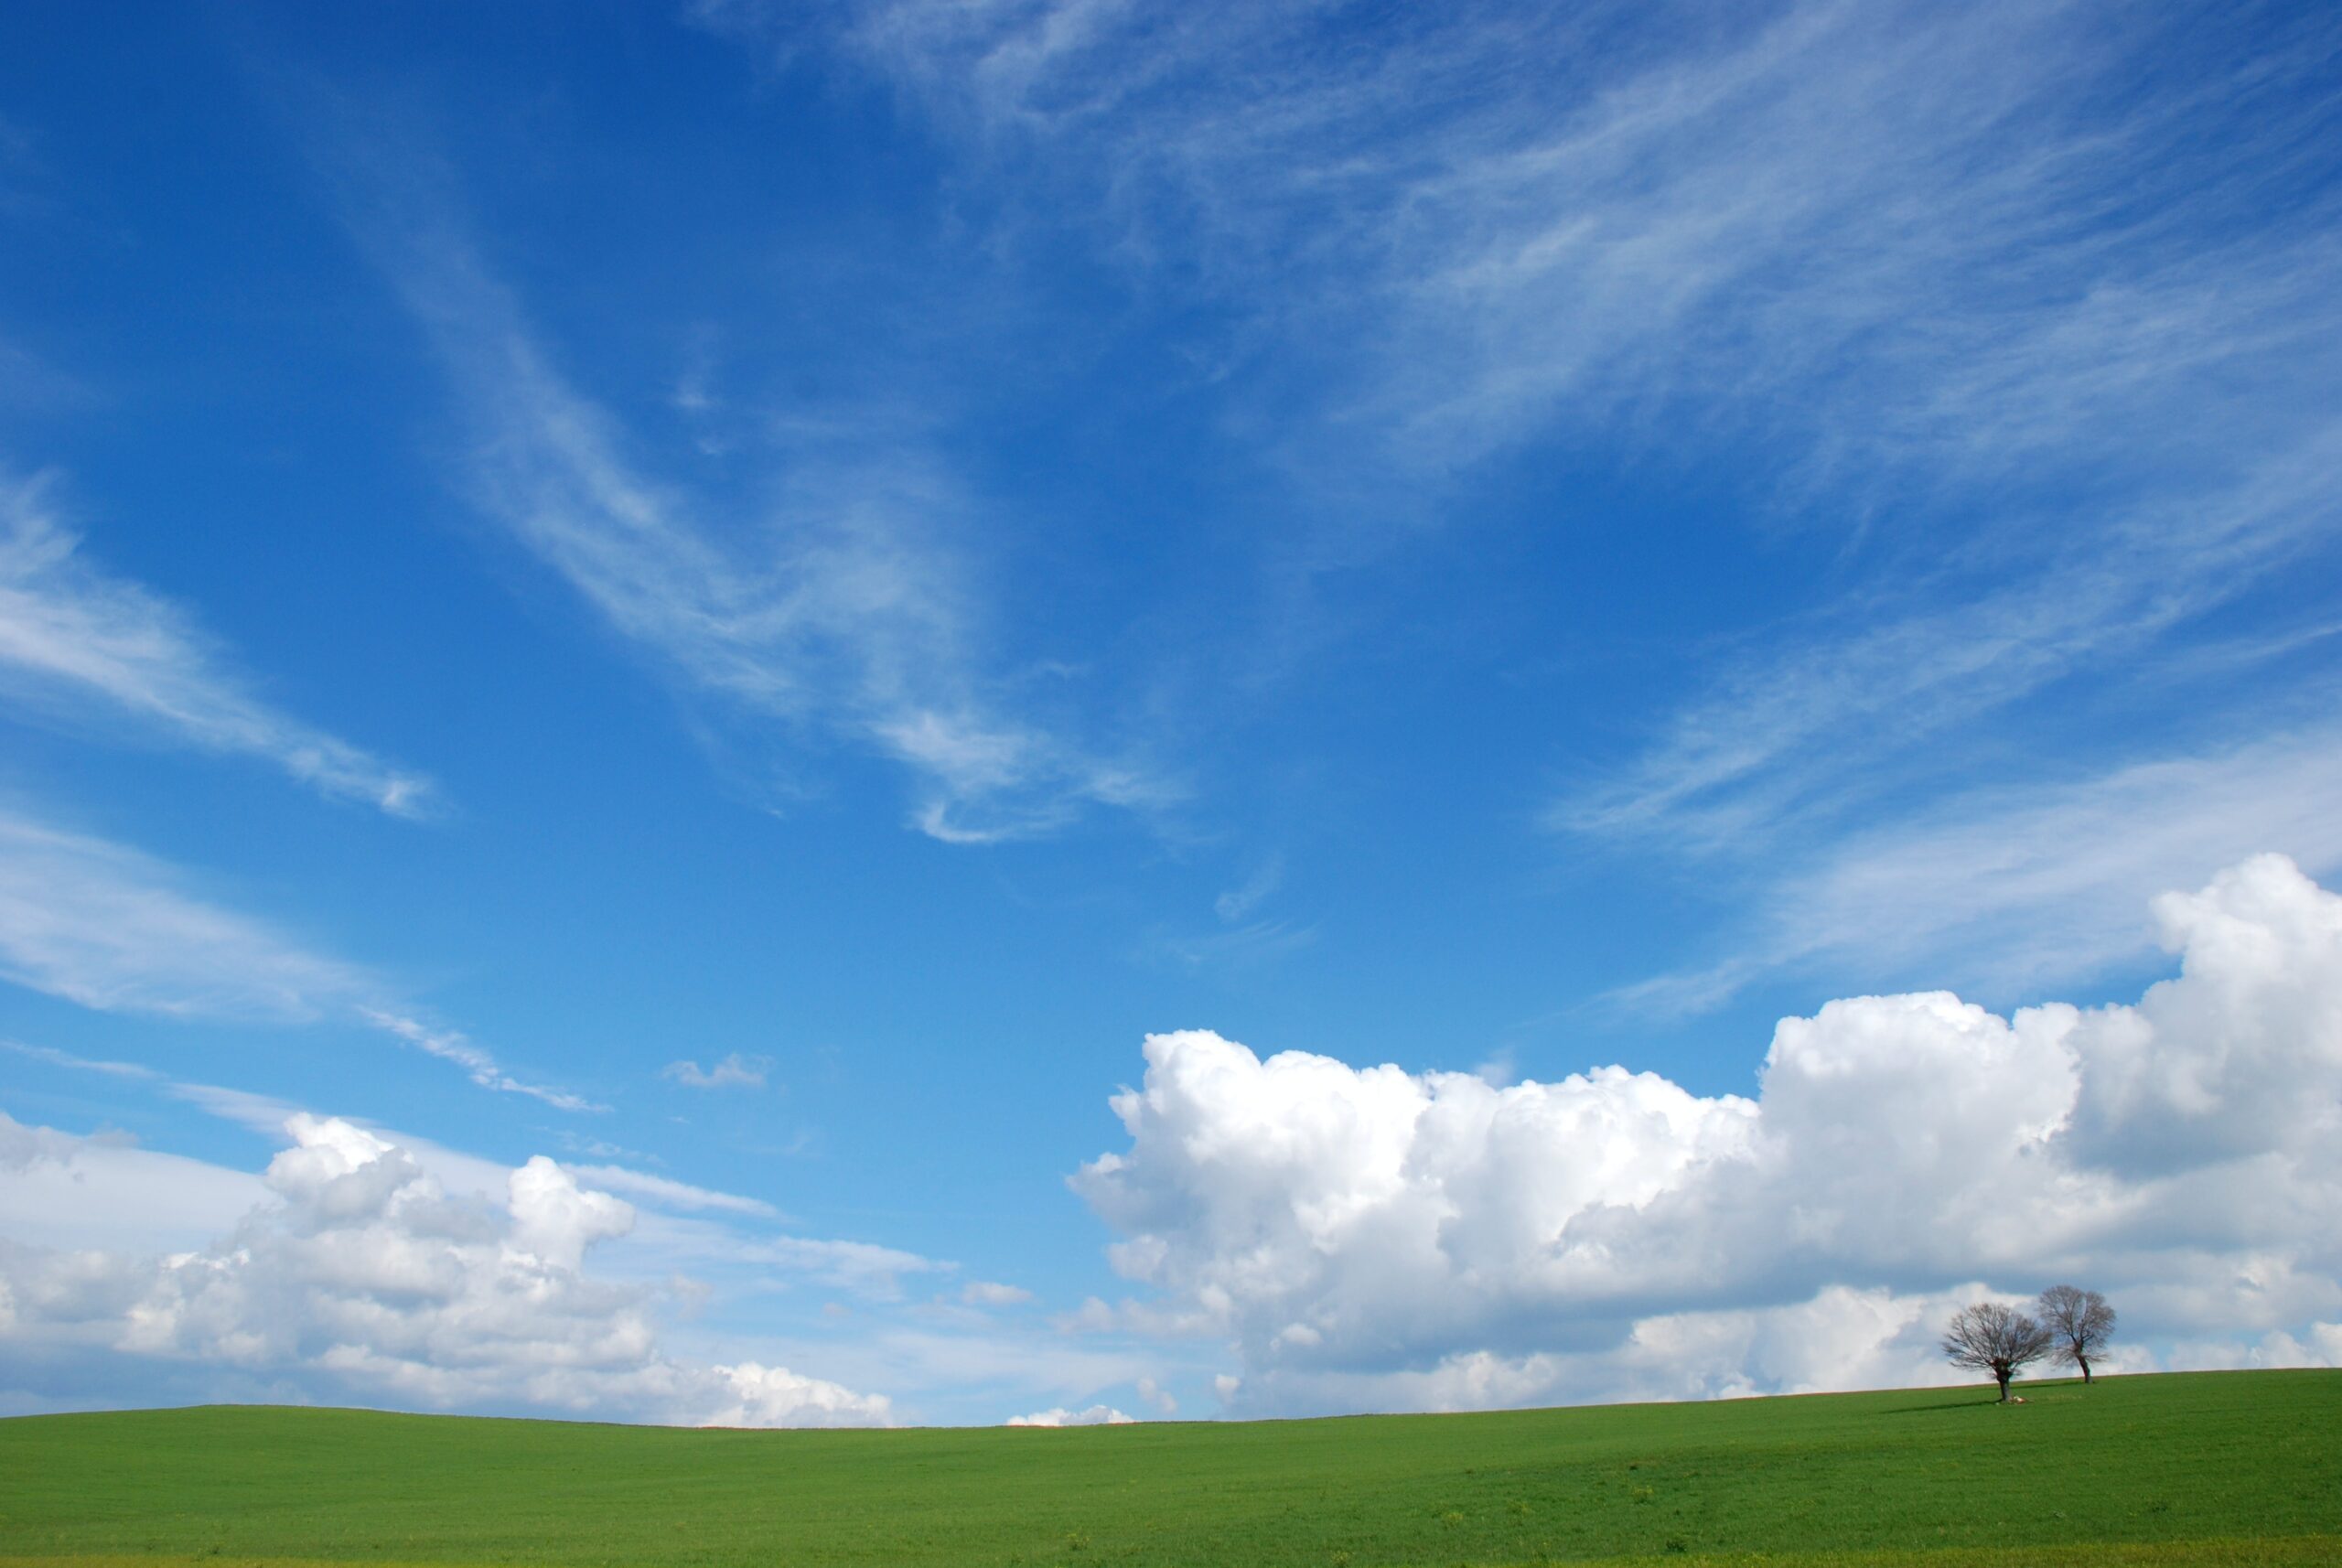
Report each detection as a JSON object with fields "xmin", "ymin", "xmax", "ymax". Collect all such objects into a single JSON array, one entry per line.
[
  {"xmin": 2038, "ymin": 1284, "xmax": 2117, "ymax": 1385},
  {"xmin": 1942, "ymin": 1301, "xmax": 2056, "ymax": 1402}
]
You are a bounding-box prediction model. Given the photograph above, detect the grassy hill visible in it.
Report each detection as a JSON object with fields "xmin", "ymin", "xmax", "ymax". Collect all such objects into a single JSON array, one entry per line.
[{"xmin": 1, "ymin": 1371, "xmax": 2336, "ymax": 1567}]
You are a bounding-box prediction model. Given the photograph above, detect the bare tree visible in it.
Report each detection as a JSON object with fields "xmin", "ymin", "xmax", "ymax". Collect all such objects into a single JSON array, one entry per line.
[
  {"xmin": 1941, "ymin": 1301, "xmax": 2055, "ymax": 1402},
  {"xmin": 2037, "ymin": 1285, "xmax": 2116, "ymax": 1384}
]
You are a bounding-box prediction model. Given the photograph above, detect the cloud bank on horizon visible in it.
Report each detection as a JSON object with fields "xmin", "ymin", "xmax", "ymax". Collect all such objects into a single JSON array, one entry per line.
[
  {"xmin": 1069, "ymin": 855, "xmax": 2342, "ymax": 1415},
  {"xmin": 5, "ymin": 856, "xmax": 2337, "ymax": 1422},
  {"xmin": 0, "ymin": 1109, "xmax": 889, "ymax": 1426}
]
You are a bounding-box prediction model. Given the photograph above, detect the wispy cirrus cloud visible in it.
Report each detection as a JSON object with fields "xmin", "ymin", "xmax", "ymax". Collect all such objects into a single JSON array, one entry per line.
[
  {"xmin": 960, "ymin": 1279, "xmax": 1035, "ymax": 1308},
  {"xmin": 662, "ymin": 1052, "xmax": 771, "ymax": 1090},
  {"xmin": 302, "ymin": 5, "xmax": 2342, "ymax": 1018},
  {"xmin": 762, "ymin": 0, "xmax": 2342, "ymax": 487},
  {"xmin": 737, "ymin": 1235, "xmax": 951, "ymax": 1301},
  {"xmin": 1146, "ymin": 849, "xmax": 1315, "ymax": 971},
  {"xmin": 358, "ymin": 1010, "xmax": 602, "ymax": 1113},
  {"xmin": 0, "ymin": 470, "xmax": 438, "ymax": 818},
  {"xmin": 0, "ymin": 1038, "xmax": 157, "ymax": 1081},
  {"xmin": 1610, "ymin": 719, "xmax": 2342, "ymax": 1015},
  {"xmin": 7, "ymin": 1037, "xmax": 780, "ymax": 1225},
  {"xmin": 779, "ymin": 0, "xmax": 2342, "ymax": 1011},
  {"xmin": 1324, "ymin": 2, "xmax": 2342, "ymax": 897},
  {"xmin": 567, "ymin": 1164, "xmax": 779, "ymax": 1219},
  {"xmin": 0, "ymin": 804, "xmax": 364, "ymax": 1020},
  {"xmin": 0, "ymin": 801, "xmax": 593, "ymax": 1110},
  {"xmin": 305, "ymin": 124, "xmax": 1170, "ymax": 844},
  {"xmin": 1145, "ymin": 918, "xmax": 1317, "ymax": 973},
  {"xmin": 1553, "ymin": 426, "xmax": 2342, "ymax": 860},
  {"xmin": 1211, "ymin": 854, "xmax": 1283, "ymax": 925},
  {"xmin": 717, "ymin": 4, "xmax": 2342, "ymax": 854}
]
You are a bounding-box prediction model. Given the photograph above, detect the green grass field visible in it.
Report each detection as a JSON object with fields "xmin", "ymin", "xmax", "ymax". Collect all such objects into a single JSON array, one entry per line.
[{"xmin": 2, "ymin": 1371, "xmax": 2335, "ymax": 1567}]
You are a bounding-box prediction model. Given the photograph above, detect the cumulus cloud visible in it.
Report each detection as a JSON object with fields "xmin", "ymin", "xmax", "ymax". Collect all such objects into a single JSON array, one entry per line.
[
  {"xmin": 1135, "ymin": 1374, "xmax": 1176, "ymax": 1415},
  {"xmin": 1073, "ymin": 854, "xmax": 2342, "ymax": 1415},
  {"xmin": 0, "ymin": 1112, "xmax": 888, "ymax": 1426},
  {"xmin": 1006, "ymin": 1403, "xmax": 1134, "ymax": 1427},
  {"xmin": 662, "ymin": 1053, "xmax": 771, "ymax": 1090},
  {"xmin": 0, "ymin": 470, "xmax": 436, "ymax": 817}
]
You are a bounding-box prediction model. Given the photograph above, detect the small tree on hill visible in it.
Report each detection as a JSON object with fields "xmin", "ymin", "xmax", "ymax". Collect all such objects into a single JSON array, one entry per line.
[
  {"xmin": 2037, "ymin": 1284, "xmax": 2116, "ymax": 1384},
  {"xmin": 1942, "ymin": 1301, "xmax": 2054, "ymax": 1402}
]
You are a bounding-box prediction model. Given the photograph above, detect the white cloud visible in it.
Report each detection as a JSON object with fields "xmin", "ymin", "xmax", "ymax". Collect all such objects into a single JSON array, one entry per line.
[
  {"xmin": 662, "ymin": 1053, "xmax": 771, "ymax": 1090},
  {"xmin": 360, "ymin": 1010, "xmax": 601, "ymax": 1112},
  {"xmin": 1220, "ymin": 1282, "xmax": 2071, "ymax": 1414},
  {"xmin": 568, "ymin": 1165, "xmax": 778, "ymax": 1219},
  {"xmin": 1, "ymin": 1039, "xmax": 156, "ymax": 1079},
  {"xmin": 0, "ymin": 805, "xmax": 367, "ymax": 1021},
  {"xmin": 743, "ymin": 1, "xmax": 2342, "ymax": 493},
  {"xmin": 160, "ymin": 1080, "xmax": 309, "ymax": 1138},
  {"xmin": 8, "ymin": 1039, "xmax": 956, "ymax": 1326},
  {"xmin": 1072, "ymin": 854, "xmax": 2342, "ymax": 1414},
  {"xmin": 1213, "ymin": 854, "xmax": 1284, "ymax": 925},
  {"xmin": 0, "ymin": 470, "xmax": 436, "ymax": 817},
  {"xmin": 696, "ymin": 1361, "xmax": 895, "ymax": 1427},
  {"xmin": 4, "ymin": 1045, "xmax": 579, "ymax": 1219},
  {"xmin": 1614, "ymin": 720, "xmax": 2342, "ymax": 1010},
  {"xmin": 0, "ymin": 800, "xmax": 592, "ymax": 1110},
  {"xmin": 1006, "ymin": 1403, "xmax": 1134, "ymax": 1427},
  {"xmin": 1274, "ymin": 3, "xmax": 2342, "ymax": 897},
  {"xmin": 1146, "ymin": 918, "xmax": 1317, "ymax": 972},
  {"xmin": 3, "ymin": 1049, "xmax": 1012, "ymax": 1415},
  {"xmin": 732, "ymin": 1318, "xmax": 1174, "ymax": 1426},
  {"xmin": 729, "ymin": 1, "xmax": 2342, "ymax": 923},
  {"xmin": 0, "ymin": 1110, "xmax": 890, "ymax": 1426},
  {"xmin": 2184, "ymin": 1324, "xmax": 2342, "ymax": 1372},
  {"xmin": 0, "ymin": 1109, "xmax": 265, "ymax": 1256},
  {"xmin": 316, "ymin": 155, "xmax": 1169, "ymax": 843},
  {"xmin": 737, "ymin": 1236, "xmax": 951, "ymax": 1301},
  {"xmin": 961, "ymin": 1280, "xmax": 1035, "ymax": 1308},
  {"xmin": 1553, "ymin": 432, "xmax": 2342, "ymax": 868}
]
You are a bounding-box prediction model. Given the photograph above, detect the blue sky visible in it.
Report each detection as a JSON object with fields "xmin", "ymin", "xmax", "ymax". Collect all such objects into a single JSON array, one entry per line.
[{"xmin": 3, "ymin": 0, "xmax": 2341, "ymax": 1426}]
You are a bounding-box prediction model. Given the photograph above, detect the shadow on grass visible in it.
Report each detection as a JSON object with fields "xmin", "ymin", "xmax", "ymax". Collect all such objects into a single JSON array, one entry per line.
[{"xmin": 1881, "ymin": 1398, "xmax": 2010, "ymax": 1415}]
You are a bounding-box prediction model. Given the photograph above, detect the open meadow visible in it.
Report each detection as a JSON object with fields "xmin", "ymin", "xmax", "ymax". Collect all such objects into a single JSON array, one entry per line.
[{"xmin": 1, "ymin": 1370, "xmax": 2335, "ymax": 1568}]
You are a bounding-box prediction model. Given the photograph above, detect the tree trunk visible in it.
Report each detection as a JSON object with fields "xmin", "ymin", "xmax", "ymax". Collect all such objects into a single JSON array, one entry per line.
[
  {"xmin": 1995, "ymin": 1367, "xmax": 2012, "ymax": 1402},
  {"xmin": 2078, "ymin": 1354, "xmax": 2092, "ymax": 1385}
]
